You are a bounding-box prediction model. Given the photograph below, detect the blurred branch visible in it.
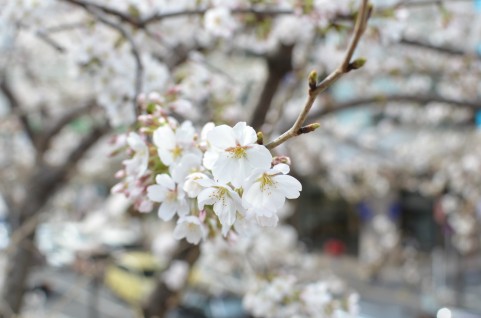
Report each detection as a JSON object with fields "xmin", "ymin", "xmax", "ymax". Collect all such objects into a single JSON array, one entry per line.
[
  {"xmin": 1, "ymin": 122, "xmax": 110, "ymax": 314},
  {"xmin": 37, "ymin": 101, "xmax": 97, "ymax": 154},
  {"xmin": 63, "ymin": 124, "xmax": 110, "ymax": 171},
  {"xmin": 141, "ymin": 7, "xmax": 294, "ymax": 27},
  {"xmin": 266, "ymin": 0, "xmax": 371, "ymax": 149},
  {"xmin": 63, "ymin": 0, "xmax": 294, "ymax": 28},
  {"xmin": 392, "ymin": 0, "xmax": 473, "ymax": 9},
  {"xmin": 34, "ymin": 29, "xmax": 66, "ymax": 52},
  {"xmin": 44, "ymin": 22, "xmax": 86, "ymax": 33},
  {"xmin": 399, "ymin": 36, "xmax": 479, "ymax": 58},
  {"xmin": 62, "ymin": 0, "xmax": 140, "ymax": 26},
  {"xmin": 142, "ymin": 242, "xmax": 200, "ymax": 317},
  {"xmin": 250, "ymin": 44, "xmax": 293, "ymax": 131},
  {"xmin": 82, "ymin": 7, "xmax": 144, "ymax": 117},
  {"xmin": 0, "ymin": 75, "xmax": 37, "ymax": 149},
  {"xmin": 307, "ymin": 93, "xmax": 481, "ymax": 120}
]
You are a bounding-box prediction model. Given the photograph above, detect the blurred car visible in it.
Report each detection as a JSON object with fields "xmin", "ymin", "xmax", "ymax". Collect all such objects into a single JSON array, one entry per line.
[{"xmin": 104, "ymin": 251, "xmax": 162, "ymax": 305}]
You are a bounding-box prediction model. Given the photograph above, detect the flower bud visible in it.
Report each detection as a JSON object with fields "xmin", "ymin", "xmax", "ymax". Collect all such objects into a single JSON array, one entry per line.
[
  {"xmin": 299, "ymin": 123, "xmax": 320, "ymax": 134},
  {"xmin": 308, "ymin": 70, "xmax": 318, "ymax": 90},
  {"xmin": 348, "ymin": 58, "xmax": 367, "ymax": 71},
  {"xmin": 257, "ymin": 131, "xmax": 264, "ymax": 145}
]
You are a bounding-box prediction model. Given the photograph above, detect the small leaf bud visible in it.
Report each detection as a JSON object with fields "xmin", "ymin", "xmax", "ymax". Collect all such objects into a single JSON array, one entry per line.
[
  {"xmin": 308, "ymin": 70, "xmax": 318, "ymax": 90},
  {"xmin": 257, "ymin": 131, "xmax": 264, "ymax": 145},
  {"xmin": 348, "ymin": 58, "xmax": 367, "ymax": 71},
  {"xmin": 299, "ymin": 123, "xmax": 321, "ymax": 134}
]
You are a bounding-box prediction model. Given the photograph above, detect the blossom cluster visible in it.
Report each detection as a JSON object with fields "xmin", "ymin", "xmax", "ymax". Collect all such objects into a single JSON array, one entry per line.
[
  {"xmin": 113, "ymin": 102, "xmax": 301, "ymax": 244},
  {"xmin": 244, "ymin": 275, "xmax": 359, "ymax": 318}
]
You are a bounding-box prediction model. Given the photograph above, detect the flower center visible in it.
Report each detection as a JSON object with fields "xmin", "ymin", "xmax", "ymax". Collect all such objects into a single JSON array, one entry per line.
[
  {"xmin": 260, "ymin": 173, "xmax": 275, "ymax": 191},
  {"xmin": 171, "ymin": 145, "xmax": 183, "ymax": 159},
  {"xmin": 226, "ymin": 145, "xmax": 249, "ymax": 159},
  {"xmin": 167, "ymin": 189, "xmax": 177, "ymax": 201},
  {"xmin": 215, "ymin": 187, "xmax": 228, "ymax": 199},
  {"xmin": 187, "ymin": 223, "xmax": 197, "ymax": 231}
]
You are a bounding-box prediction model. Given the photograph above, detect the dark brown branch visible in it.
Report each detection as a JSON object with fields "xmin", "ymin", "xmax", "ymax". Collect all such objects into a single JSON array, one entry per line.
[
  {"xmin": 2, "ymin": 122, "xmax": 110, "ymax": 315},
  {"xmin": 141, "ymin": 7, "xmax": 294, "ymax": 27},
  {"xmin": 82, "ymin": 6, "xmax": 144, "ymax": 117},
  {"xmin": 399, "ymin": 37, "xmax": 478, "ymax": 58},
  {"xmin": 62, "ymin": 0, "xmax": 294, "ymax": 28},
  {"xmin": 142, "ymin": 242, "xmax": 200, "ymax": 318},
  {"xmin": 0, "ymin": 76, "xmax": 37, "ymax": 148},
  {"xmin": 44, "ymin": 22, "xmax": 86, "ymax": 33},
  {"xmin": 34, "ymin": 30, "xmax": 66, "ymax": 52},
  {"xmin": 64, "ymin": 124, "xmax": 110, "ymax": 169},
  {"xmin": 307, "ymin": 93, "xmax": 481, "ymax": 120},
  {"xmin": 266, "ymin": 0, "xmax": 371, "ymax": 149},
  {"xmin": 250, "ymin": 44, "xmax": 293, "ymax": 131},
  {"xmin": 37, "ymin": 102, "xmax": 97, "ymax": 154},
  {"xmin": 392, "ymin": 0, "xmax": 473, "ymax": 8},
  {"xmin": 62, "ymin": 0, "xmax": 140, "ymax": 26}
]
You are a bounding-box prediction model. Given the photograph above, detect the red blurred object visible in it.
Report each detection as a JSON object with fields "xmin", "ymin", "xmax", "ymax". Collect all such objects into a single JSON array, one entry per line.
[{"xmin": 323, "ymin": 239, "xmax": 346, "ymax": 256}]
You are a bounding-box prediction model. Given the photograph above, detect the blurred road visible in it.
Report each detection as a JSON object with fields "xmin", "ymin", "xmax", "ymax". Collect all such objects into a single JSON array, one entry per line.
[
  {"xmin": 28, "ymin": 267, "xmax": 136, "ymax": 318},
  {"xmin": 24, "ymin": 257, "xmax": 481, "ymax": 318}
]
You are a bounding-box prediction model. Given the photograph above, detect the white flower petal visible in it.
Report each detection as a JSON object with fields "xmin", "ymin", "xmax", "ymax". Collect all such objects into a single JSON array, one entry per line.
[
  {"xmin": 232, "ymin": 122, "xmax": 257, "ymax": 145},
  {"xmin": 155, "ymin": 174, "xmax": 175, "ymax": 190},
  {"xmin": 158, "ymin": 201, "xmax": 177, "ymax": 221},
  {"xmin": 207, "ymin": 125, "xmax": 235, "ymax": 149},
  {"xmin": 275, "ymin": 175, "xmax": 302, "ymax": 199},
  {"xmin": 147, "ymin": 184, "xmax": 168, "ymax": 202},
  {"xmin": 246, "ymin": 145, "xmax": 272, "ymax": 170},
  {"xmin": 153, "ymin": 125, "xmax": 176, "ymax": 165},
  {"xmin": 197, "ymin": 187, "xmax": 218, "ymax": 209},
  {"xmin": 272, "ymin": 163, "xmax": 290, "ymax": 174}
]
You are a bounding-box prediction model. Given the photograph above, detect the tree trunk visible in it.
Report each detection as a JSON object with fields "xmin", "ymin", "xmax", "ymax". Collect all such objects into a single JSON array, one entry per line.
[
  {"xmin": 1, "ymin": 126, "xmax": 108, "ymax": 317},
  {"xmin": 142, "ymin": 243, "xmax": 200, "ymax": 318},
  {"xmin": 250, "ymin": 44, "xmax": 293, "ymax": 131}
]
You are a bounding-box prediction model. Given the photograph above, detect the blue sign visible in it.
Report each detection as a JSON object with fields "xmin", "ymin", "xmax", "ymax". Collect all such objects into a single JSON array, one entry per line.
[{"xmin": 476, "ymin": 110, "xmax": 481, "ymax": 128}]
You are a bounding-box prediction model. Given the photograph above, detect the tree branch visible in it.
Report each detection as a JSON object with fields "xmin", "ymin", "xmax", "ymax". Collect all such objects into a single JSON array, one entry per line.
[
  {"xmin": 2, "ymin": 122, "xmax": 109, "ymax": 314},
  {"xmin": 36, "ymin": 101, "xmax": 97, "ymax": 154},
  {"xmin": 141, "ymin": 7, "xmax": 294, "ymax": 27},
  {"xmin": 307, "ymin": 93, "xmax": 481, "ymax": 120},
  {"xmin": 82, "ymin": 6, "xmax": 144, "ymax": 117},
  {"xmin": 62, "ymin": 0, "xmax": 294, "ymax": 28},
  {"xmin": 392, "ymin": 0, "xmax": 473, "ymax": 9},
  {"xmin": 34, "ymin": 29, "xmax": 66, "ymax": 53},
  {"xmin": 0, "ymin": 75, "xmax": 37, "ymax": 149},
  {"xmin": 399, "ymin": 36, "xmax": 478, "ymax": 58},
  {"xmin": 250, "ymin": 44, "xmax": 293, "ymax": 131},
  {"xmin": 265, "ymin": 0, "xmax": 371, "ymax": 150},
  {"xmin": 142, "ymin": 242, "xmax": 200, "ymax": 317}
]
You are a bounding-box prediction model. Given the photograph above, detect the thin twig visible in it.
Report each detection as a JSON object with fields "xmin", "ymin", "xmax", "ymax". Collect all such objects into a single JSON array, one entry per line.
[
  {"xmin": 0, "ymin": 75, "xmax": 38, "ymax": 149},
  {"xmin": 37, "ymin": 101, "xmax": 97, "ymax": 154},
  {"xmin": 35, "ymin": 29, "xmax": 66, "ymax": 52},
  {"xmin": 62, "ymin": 0, "xmax": 294, "ymax": 28},
  {"xmin": 265, "ymin": 0, "xmax": 371, "ymax": 150},
  {"xmin": 392, "ymin": 0, "xmax": 472, "ymax": 8},
  {"xmin": 44, "ymin": 22, "xmax": 86, "ymax": 33},
  {"xmin": 399, "ymin": 37, "xmax": 478, "ymax": 58},
  {"xmin": 141, "ymin": 7, "xmax": 294, "ymax": 26},
  {"xmin": 307, "ymin": 93, "xmax": 481, "ymax": 120},
  {"xmin": 84, "ymin": 7, "xmax": 144, "ymax": 117}
]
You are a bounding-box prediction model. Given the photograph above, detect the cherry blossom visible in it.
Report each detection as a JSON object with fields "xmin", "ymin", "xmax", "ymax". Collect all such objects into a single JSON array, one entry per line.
[
  {"xmin": 147, "ymin": 174, "xmax": 189, "ymax": 221},
  {"xmin": 204, "ymin": 6, "xmax": 237, "ymax": 39},
  {"xmin": 123, "ymin": 132, "xmax": 149, "ymax": 177},
  {"xmin": 243, "ymin": 164, "xmax": 302, "ymax": 226},
  {"xmin": 173, "ymin": 216, "xmax": 207, "ymax": 244},
  {"xmin": 153, "ymin": 121, "xmax": 199, "ymax": 166},
  {"xmin": 197, "ymin": 177, "xmax": 244, "ymax": 234},
  {"xmin": 206, "ymin": 122, "xmax": 272, "ymax": 187}
]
